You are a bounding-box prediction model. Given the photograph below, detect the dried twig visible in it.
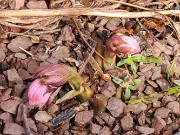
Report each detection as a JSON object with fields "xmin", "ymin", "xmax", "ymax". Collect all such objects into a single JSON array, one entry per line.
[
  {"xmin": 51, "ymin": 102, "xmax": 89, "ymax": 130},
  {"xmin": 19, "ymin": 47, "xmax": 34, "ymax": 57},
  {"xmin": 26, "ymin": 28, "xmax": 61, "ymax": 35},
  {"xmin": 102, "ymin": 0, "xmax": 153, "ymax": 11},
  {"xmin": 78, "ymin": 45, "xmax": 96, "ymax": 75},
  {"xmin": 0, "ymin": 8, "xmax": 179, "ymax": 18},
  {"xmin": 22, "ymin": 105, "xmax": 32, "ymax": 135}
]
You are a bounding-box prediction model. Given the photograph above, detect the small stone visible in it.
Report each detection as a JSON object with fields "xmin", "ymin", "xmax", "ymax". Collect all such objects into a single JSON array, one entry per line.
[
  {"xmin": 0, "ymin": 50, "xmax": 5, "ymax": 62},
  {"xmin": 99, "ymin": 126, "xmax": 112, "ymax": 135},
  {"xmin": 58, "ymin": 25, "xmax": 75, "ymax": 42},
  {"xmin": 166, "ymin": 101, "xmax": 180, "ymax": 114},
  {"xmin": 140, "ymin": 63, "xmax": 155, "ymax": 72},
  {"xmin": 52, "ymin": 46, "xmax": 70, "ymax": 62},
  {"xmin": 0, "ymin": 112, "xmax": 14, "ymax": 123},
  {"xmin": 18, "ymin": 68, "xmax": 32, "ymax": 80},
  {"xmin": 146, "ymin": 79, "xmax": 158, "ymax": 88},
  {"xmin": 112, "ymin": 124, "xmax": 120, "ymax": 133},
  {"xmin": 166, "ymin": 117, "xmax": 172, "ymax": 124},
  {"xmin": 37, "ymin": 123, "xmax": 48, "ymax": 134},
  {"xmin": 106, "ymin": 18, "xmax": 121, "ymax": 31},
  {"xmin": 47, "ymin": 104, "xmax": 59, "ymax": 115},
  {"xmin": 86, "ymin": 23, "xmax": 95, "ymax": 32},
  {"xmin": 98, "ymin": 113, "xmax": 115, "ymax": 127},
  {"xmin": 135, "ymin": 126, "xmax": 154, "ymax": 134},
  {"xmin": 27, "ymin": 118, "xmax": 37, "ymax": 133},
  {"xmin": 8, "ymin": 36, "xmax": 32, "ymax": 52},
  {"xmin": 33, "ymin": 53, "xmax": 49, "ymax": 61},
  {"xmin": 162, "ymin": 95, "xmax": 175, "ymax": 103},
  {"xmin": 101, "ymin": 81, "xmax": 116, "ymax": 98},
  {"xmin": 163, "ymin": 130, "xmax": 173, "ymax": 135},
  {"xmin": 45, "ymin": 131, "xmax": 53, "ymax": 135},
  {"xmin": 13, "ymin": 84, "xmax": 25, "ymax": 97},
  {"xmin": 0, "ymin": 100, "xmax": 21, "ymax": 114},
  {"xmin": 0, "ymin": 88, "xmax": 12, "ymax": 102},
  {"xmin": 120, "ymin": 114, "xmax": 133, "ymax": 131},
  {"xmin": 3, "ymin": 123, "xmax": 25, "ymax": 135},
  {"xmin": 144, "ymin": 86, "xmax": 155, "ymax": 94},
  {"xmin": 154, "ymin": 107, "xmax": 171, "ymax": 118},
  {"xmin": 166, "ymin": 123, "xmax": 179, "ymax": 132},
  {"xmin": 15, "ymin": 53, "xmax": 27, "ymax": 59},
  {"xmin": 94, "ymin": 116, "xmax": 105, "ymax": 125},
  {"xmin": 34, "ymin": 111, "xmax": 52, "ymax": 123},
  {"xmin": 27, "ymin": 60, "xmax": 39, "ymax": 73},
  {"xmin": 128, "ymin": 102, "xmax": 147, "ymax": 114},
  {"xmin": 40, "ymin": 34, "xmax": 54, "ymax": 42},
  {"xmin": 153, "ymin": 101, "xmax": 161, "ymax": 108},
  {"xmin": 7, "ymin": 68, "xmax": 23, "ymax": 84},
  {"xmin": 153, "ymin": 42, "xmax": 163, "ymax": 57},
  {"xmin": 26, "ymin": 0, "xmax": 48, "ymax": 9},
  {"xmin": 90, "ymin": 123, "xmax": 102, "ymax": 134},
  {"xmin": 144, "ymin": 71, "xmax": 152, "ymax": 79},
  {"xmin": 156, "ymin": 78, "xmax": 171, "ymax": 90},
  {"xmin": 137, "ymin": 111, "xmax": 146, "ymax": 126},
  {"xmin": 15, "ymin": 103, "xmax": 23, "ymax": 122},
  {"xmin": 137, "ymin": 75, "xmax": 146, "ymax": 92},
  {"xmin": 75, "ymin": 110, "xmax": 93, "ymax": 126},
  {"xmin": 107, "ymin": 97, "xmax": 126, "ymax": 117},
  {"xmin": 96, "ymin": 18, "xmax": 109, "ymax": 27},
  {"xmin": 151, "ymin": 116, "xmax": 166, "ymax": 135},
  {"xmin": 151, "ymin": 66, "xmax": 162, "ymax": 80},
  {"xmin": 46, "ymin": 56, "xmax": 59, "ymax": 64}
]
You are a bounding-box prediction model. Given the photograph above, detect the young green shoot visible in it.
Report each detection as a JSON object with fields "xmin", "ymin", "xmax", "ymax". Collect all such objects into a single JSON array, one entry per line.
[
  {"xmin": 112, "ymin": 76, "xmax": 141, "ymax": 100},
  {"xmin": 117, "ymin": 54, "xmax": 162, "ymax": 74}
]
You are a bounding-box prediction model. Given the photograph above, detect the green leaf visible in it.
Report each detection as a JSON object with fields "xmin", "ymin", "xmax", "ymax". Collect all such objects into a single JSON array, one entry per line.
[
  {"xmin": 117, "ymin": 59, "xmax": 127, "ymax": 66},
  {"xmin": 165, "ymin": 59, "xmax": 176, "ymax": 80},
  {"xmin": 131, "ymin": 61, "xmax": 137, "ymax": 74},
  {"xmin": 165, "ymin": 86, "xmax": 180, "ymax": 95},
  {"xmin": 129, "ymin": 85, "xmax": 136, "ymax": 90},
  {"xmin": 126, "ymin": 58, "xmax": 133, "ymax": 65},
  {"xmin": 56, "ymin": 89, "xmax": 82, "ymax": 104},
  {"xmin": 133, "ymin": 79, "xmax": 141, "ymax": 85},
  {"xmin": 131, "ymin": 54, "xmax": 144, "ymax": 62},
  {"xmin": 129, "ymin": 99, "xmax": 142, "ymax": 104},
  {"xmin": 112, "ymin": 77, "xmax": 123, "ymax": 85},
  {"xmin": 125, "ymin": 88, "xmax": 131, "ymax": 100},
  {"xmin": 141, "ymin": 57, "xmax": 162, "ymax": 64},
  {"xmin": 142, "ymin": 99, "xmax": 157, "ymax": 103}
]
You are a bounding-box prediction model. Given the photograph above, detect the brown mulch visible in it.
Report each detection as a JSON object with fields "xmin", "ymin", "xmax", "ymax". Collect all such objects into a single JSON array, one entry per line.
[{"xmin": 0, "ymin": 0, "xmax": 180, "ymax": 135}]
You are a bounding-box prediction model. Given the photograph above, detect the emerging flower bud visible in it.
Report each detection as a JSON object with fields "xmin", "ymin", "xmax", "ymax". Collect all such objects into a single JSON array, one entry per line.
[
  {"xmin": 28, "ymin": 79, "xmax": 52, "ymax": 107},
  {"xmin": 35, "ymin": 64, "xmax": 74, "ymax": 86},
  {"xmin": 106, "ymin": 34, "xmax": 140, "ymax": 55},
  {"xmin": 103, "ymin": 32, "xmax": 140, "ymax": 70}
]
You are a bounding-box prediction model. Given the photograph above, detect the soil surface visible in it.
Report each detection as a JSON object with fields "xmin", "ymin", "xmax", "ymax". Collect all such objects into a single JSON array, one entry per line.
[{"xmin": 0, "ymin": 0, "xmax": 180, "ymax": 135}]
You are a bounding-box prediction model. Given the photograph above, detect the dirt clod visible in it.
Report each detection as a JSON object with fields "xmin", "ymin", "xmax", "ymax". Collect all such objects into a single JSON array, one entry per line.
[
  {"xmin": 0, "ymin": 99, "xmax": 21, "ymax": 114},
  {"xmin": 75, "ymin": 110, "xmax": 93, "ymax": 126},
  {"xmin": 8, "ymin": 36, "xmax": 32, "ymax": 52},
  {"xmin": 35, "ymin": 111, "xmax": 52, "ymax": 123},
  {"xmin": 135, "ymin": 126, "xmax": 155, "ymax": 134},
  {"xmin": 3, "ymin": 123, "xmax": 25, "ymax": 135},
  {"xmin": 107, "ymin": 97, "xmax": 125, "ymax": 117},
  {"xmin": 120, "ymin": 114, "xmax": 133, "ymax": 131}
]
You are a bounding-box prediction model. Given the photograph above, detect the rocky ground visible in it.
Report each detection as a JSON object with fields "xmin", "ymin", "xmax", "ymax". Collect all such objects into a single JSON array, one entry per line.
[{"xmin": 0, "ymin": 0, "xmax": 180, "ymax": 135}]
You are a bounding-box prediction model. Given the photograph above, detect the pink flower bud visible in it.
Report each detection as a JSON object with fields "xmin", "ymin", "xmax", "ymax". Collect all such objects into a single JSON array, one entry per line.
[
  {"xmin": 28, "ymin": 79, "xmax": 52, "ymax": 107},
  {"xmin": 35, "ymin": 64, "xmax": 73, "ymax": 86},
  {"xmin": 106, "ymin": 34, "xmax": 140, "ymax": 55}
]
